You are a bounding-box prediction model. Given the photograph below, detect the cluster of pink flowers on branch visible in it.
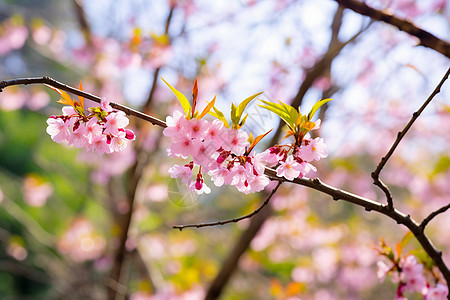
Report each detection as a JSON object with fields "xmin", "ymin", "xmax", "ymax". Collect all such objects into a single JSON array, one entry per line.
[
  {"xmin": 257, "ymin": 98, "xmax": 329, "ymax": 181},
  {"xmin": 376, "ymin": 236, "xmax": 449, "ymax": 300},
  {"xmin": 163, "ymin": 79, "xmax": 329, "ymax": 194},
  {"xmin": 45, "ymin": 84, "xmax": 135, "ymax": 154}
]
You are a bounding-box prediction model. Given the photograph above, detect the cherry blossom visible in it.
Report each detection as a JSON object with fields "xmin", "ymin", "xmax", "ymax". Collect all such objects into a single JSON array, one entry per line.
[
  {"xmin": 276, "ymin": 155, "xmax": 304, "ymax": 181},
  {"xmin": 45, "ymin": 98, "xmax": 135, "ymax": 154},
  {"xmin": 426, "ymin": 284, "xmax": 449, "ymax": 300}
]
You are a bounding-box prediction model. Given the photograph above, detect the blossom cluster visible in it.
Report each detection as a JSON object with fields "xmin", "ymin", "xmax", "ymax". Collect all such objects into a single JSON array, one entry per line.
[
  {"xmin": 377, "ymin": 255, "xmax": 449, "ymax": 300},
  {"xmin": 46, "ymin": 98, "xmax": 135, "ymax": 154},
  {"xmin": 258, "ymin": 132, "xmax": 327, "ymax": 181},
  {"xmin": 164, "ymin": 109, "xmax": 328, "ymax": 195},
  {"xmin": 164, "ymin": 111, "xmax": 269, "ymax": 195}
]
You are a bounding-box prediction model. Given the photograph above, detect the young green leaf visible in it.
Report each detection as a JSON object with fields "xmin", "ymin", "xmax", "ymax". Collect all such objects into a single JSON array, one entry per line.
[
  {"xmin": 230, "ymin": 102, "xmax": 238, "ymax": 126},
  {"xmin": 161, "ymin": 77, "xmax": 191, "ymax": 117},
  {"xmin": 259, "ymin": 99, "xmax": 297, "ymax": 130},
  {"xmin": 210, "ymin": 106, "xmax": 230, "ymax": 128},
  {"xmin": 235, "ymin": 92, "xmax": 263, "ymax": 123},
  {"xmin": 396, "ymin": 231, "xmax": 413, "ymax": 257},
  {"xmin": 308, "ymin": 98, "xmax": 332, "ymax": 120}
]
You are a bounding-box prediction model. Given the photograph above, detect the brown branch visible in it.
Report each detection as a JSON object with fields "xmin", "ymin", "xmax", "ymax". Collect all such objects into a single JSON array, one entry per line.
[
  {"xmin": 264, "ymin": 169, "xmax": 450, "ymax": 288},
  {"xmin": 334, "ymin": 0, "xmax": 450, "ymax": 58},
  {"xmin": 172, "ymin": 182, "xmax": 282, "ymax": 230},
  {"xmin": 0, "ymin": 77, "xmax": 167, "ymax": 128},
  {"xmin": 420, "ymin": 203, "xmax": 450, "ymax": 230},
  {"xmin": 108, "ymin": 8, "xmax": 175, "ymax": 299},
  {"xmin": 271, "ymin": 15, "xmax": 369, "ymax": 142},
  {"xmin": 205, "ymin": 8, "xmax": 363, "ymax": 299},
  {"xmin": 204, "ymin": 196, "xmax": 274, "ymax": 300},
  {"xmin": 371, "ymin": 68, "xmax": 450, "ymax": 209},
  {"xmin": 143, "ymin": 7, "xmax": 174, "ymax": 109},
  {"xmin": 3, "ymin": 75, "xmax": 449, "ymax": 294},
  {"xmin": 72, "ymin": 0, "xmax": 93, "ymax": 46}
]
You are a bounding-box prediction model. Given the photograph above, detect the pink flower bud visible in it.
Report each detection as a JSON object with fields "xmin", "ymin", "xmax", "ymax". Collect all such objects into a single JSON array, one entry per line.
[
  {"xmin": 195, "ymin": 178, "xmax": 203, "ymax": 190},
  {"xmin": 124, "ymin": 129, "xmax": 135, "ymax": 140}
]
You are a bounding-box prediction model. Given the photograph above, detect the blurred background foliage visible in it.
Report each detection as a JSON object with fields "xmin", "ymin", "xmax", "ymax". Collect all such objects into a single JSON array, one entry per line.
[{"xmin": 0, "ymin": 0, "xmax": 449, "ymax": 299}]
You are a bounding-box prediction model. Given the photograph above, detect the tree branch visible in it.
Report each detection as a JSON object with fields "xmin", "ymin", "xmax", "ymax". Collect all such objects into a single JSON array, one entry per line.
[
  {"xmin": 371, "ymin": 68, "xmax": 450, "ymax": 209},
  {"xmin": 334, "ymin": 0, "xmax": 450, "ymax": 58},
  {"xmin": 2, "ymin": 74, "xmax": 449, "ymax": 293},
  {"xmin": 172, "ymin": 182, "xmax": 282, "ymax": 230},
  {"xmin": 420, "ymin": 203, "xmax": 450, "ymax": 231},
  {"xmin": 143, "ymin": 7, "xmax": 174, "ymax": 109},
  {"xmin": 0, "ymin": 77, "xmax": 167, "ymax": 128},
  {"xmin": 264, "ymin": 169, "xmax": 450, "ymax": 289}
]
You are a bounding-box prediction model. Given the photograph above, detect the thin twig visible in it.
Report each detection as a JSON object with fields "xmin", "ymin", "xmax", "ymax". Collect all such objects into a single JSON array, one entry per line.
[
  {"xmin": 371, "ymin": 68, "xmax": 450, "ymax": 209},
  {"xmin": 334, "ymin": 0, "xmax": 450, "ymax": 58},
  {"xmin": 420, "ymin": 203, "xmax": 450, "ymax": 231},
  {"xmin": 173, "ymin": 182, "xmax": 282, "ymax": 230}
]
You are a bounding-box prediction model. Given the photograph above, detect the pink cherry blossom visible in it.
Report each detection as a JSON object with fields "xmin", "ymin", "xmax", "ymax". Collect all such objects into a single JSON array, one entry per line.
[
  {"xmin": 298, "ymin": 137, "xmax": 328, "ymax": 162},
  {"xmin": 46, "ymin": 117, "xmax": 73, "ymax": 143},
  {"xmin": 257, "ymin": 147, "xmax": 284, "ymax": 167},
  {"xmin": 101, "ymin": 97, "xmax": 113, "ymax": 112},
  {"xmin": 276, "ymin": 155, "xmax": 304, "ymax": 181},
  {"xmin": 223, "ymin": 128, "xmax": 249, "ymax": 155},
  {"xmin": 246, "ymin": 174, "xmax": 270, "ymax": 194},
  {"xmin": 204, "ymin": 119, "xmax": 225, "ymax": 148},
  {"xmin": 108, "ymin": 131, "xmax": 129, "ymax": 153},
  {"xmin": 376, "ymin": 261, "xmax": 391, "ymax": 282},
  {"xmin": 104, "ymin": 111, "xmax": 130, "ymax": 135},
  {"xmin": 85, "ymin": 118, "xmax": 103, "ymax": 142},
  {"xmin": 87, "ymin": 134, "xmax": 109, "ymax": 154},
  {"xmin": 426, "ymin": 283, "xmax": 449, "ymax": 300},
  {"xmin": 185, "ymin": 117, "xmax": 207, "ymax": 139},
  {"xmin": 68, "ymin": 124, "xmax": 89, "ymax": 148},
  {"xmin": 168, "ymin": 134, "xmax": 198, "ymax": 159},
  {"xmin": 168, "ymin": 164, "xmax": 193, "ymax": 185},
  {"xmin": 163, "ymin": 110, "xmax": 187, "ymax": 137}
]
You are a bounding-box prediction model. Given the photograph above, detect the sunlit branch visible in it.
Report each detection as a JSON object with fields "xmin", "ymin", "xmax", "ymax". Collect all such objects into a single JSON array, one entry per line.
[
  {"xmin": 334, "ymin": 0, "xmax": 450, "ymax": 58},
  {"xmin": 172, "ymin": 182, "xmax": 282, "ymax": 230},
  {"xmin": 371, "ymin": 68, "xmax": 450, "ymax": 209},
  {"xmin": 2, "ymin": 75, "xmax": 449, "ymax": 291},
  {"xmin": 420, "ymin": 203, "xmax": 450, "ymax": 231},
  {"xmin": 265, "ymin": 168, "xmax": 450, "ymax": 288},
  {"xmin": 0, "ymin": 77, "xmax": 167, "ymax": 128}
]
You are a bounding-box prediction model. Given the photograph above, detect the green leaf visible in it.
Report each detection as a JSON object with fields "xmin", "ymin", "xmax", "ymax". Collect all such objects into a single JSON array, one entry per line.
[
  {"xmin": 259, "ymin": 99, "xmax": 297, "ymax": 130},
  {"xmin": 210, "ymin": 106, "xmax": 229, "ymax": 128},
  {"xmin": 238, "ymin": 113, "xmax": 248, "ymax": 129},
  {"xmin": 396, "ymin": 231, "xmax": 413, "ymax": 257},
  {"xmin": 230, "ymin": 102, "xmax": 238, "ymax": 126},
  {"xmin": 279, "ymin": 101, "xmax": 298, "ymax": 126},
  {"xmin": 308, "ymin": 98, "xmax": 332, "ymax": 120},
  {"xmin": 161, "ymin": 77, "xmax": 191, "ymax": 117},
  {"xmin": 235, "ymin": 92, "xmax": 263, "ymax": 123}
]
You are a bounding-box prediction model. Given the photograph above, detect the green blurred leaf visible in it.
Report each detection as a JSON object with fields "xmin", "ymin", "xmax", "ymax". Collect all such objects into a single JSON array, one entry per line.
[
  {"xmin": 259, "ymin": 99, "xmax": 298, "ymax": 130},
  {"xmin": 161, "ymin": 78, "xmax": 191, "ymax": 117},
  {"xmin": 210, "ymin": 106, "xmax": 230, "ymax": 128},
  {"xmin": 396, "ymin": 231, "xmax": 413, "ymax": 257},
  {"xmin": 308, "ymin": 98, "xmax": 332, "ymax": 120}
]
